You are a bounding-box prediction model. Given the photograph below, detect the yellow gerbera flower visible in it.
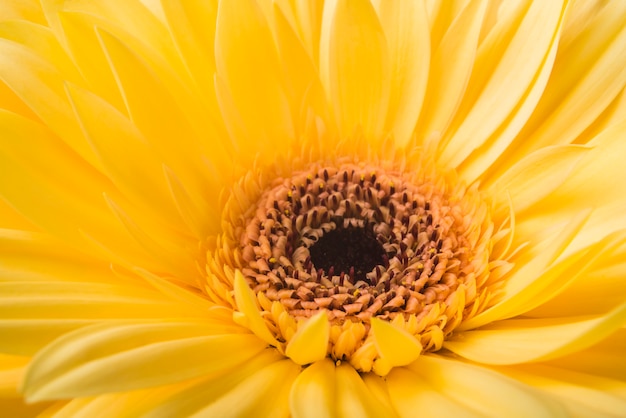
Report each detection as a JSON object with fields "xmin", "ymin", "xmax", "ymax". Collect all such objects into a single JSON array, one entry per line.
[{"xmin": 1, "ymin": 0, "xmax": 626, "ymax": 416}]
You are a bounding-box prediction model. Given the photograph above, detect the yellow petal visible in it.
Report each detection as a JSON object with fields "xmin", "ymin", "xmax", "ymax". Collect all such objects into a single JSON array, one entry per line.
[
  {"xmin": 414, "ymin": 0, "xmax": 487, "ymax": 144},
  {"xmin": 292, "ymin": 0, "xmax": 324, "ymax": 66},
  {"xmin": 0, "ymin": 0, "xmax": 46, "ymax": 24},
  {"xmin": 374, "ymin": 0, "xmax": 430, "ymax": 146},
  {"xmin": 233, "ymin": 270, "xmax": 280, "ymax": 347},
  {"xmin": 440, "ymin": 0, "xmax": 566, "ymax": 172},
  {"xmin": 515, "ymin": 119, "xmax": 626, "ymax": 257},
  {"xmin": 22, "ymin": 321, "xmax": 265, "ymax": 401},
  {"xmin": 272, "ymin": 4, "xmax": 332, "ymax": 134},
  {"xmin": 289, "ymin": 359, "xmax": 335, "ymax": 418},
  {"xmin": 0, "ymin": 39, "xmax": 100, "ymax": 169},
  {"xmin": 500, "ymin": 364, "xmax": 626, "ymax": 416},
  {"xmin": 190, "ymin": 359, "xmax": 300, "ymax": 418},
  {"xmin": 513, "ymin": 1, "xmax": 626, "ymax": 153},
  {"xmin": 57, "ymin": 11, "xmax": 125, "ymax": 111},
  {"xmin": 286, "ymin": 311, "xmax": 330, "ymax": 365},
  {"xmin": 96, "ymin": 27, "xmax": 224, "ymax": 201},
  {"xmin": 325, "ymin": 0, "xmax": 390, "ymax": 141},
  {"xmin": 446, "ymin": 302, "xmax": 626, "ymax": 365},
  {"xmin": 370, "ymin": 317, "xmax": 422, "ymax": 375},
  {"xmin": 335, "ymin": 364, "xmax": 394, "ymax": 418},
  {"xmin": 0, "ymin": 20, "xmax": 82, "ymax": 85},
  {"xmin": 544, "ymin": 328, "xmax": 626, "ymax": 381},
  {"xmin": 214, "ymin": 0, "xmax": 294, "ymax": 152},
  {"xmin": 160, "ymin": 0, "xmax": 218, "ymax": 101},
  {"xmin": 488, "ymin": 144, "xmax": 589, "ymax": 214},
  {"xmin": 460, "ymin": 209, "xmax": 592, "ymax": 330},
  {"xmin": 387, "ymin": 367, "xmax": 475, "ymax": 418},
  {"xmin": 407, "ymin": 356, "xmax": 566, "ymax": 417},
  {"xmin": 65, "ymin": 82, "xmax": 179, "ymax": 223},
  {"xmin": 142, "ymin": 349, "xmax": 285, "ymax": 417},
  {"xmin": 526, "ymin": 239, "xmax": 626, "ymax": 317},
  {"xmin": 0, "ymin": 111, "xmax": 150, "ymax": 265}
]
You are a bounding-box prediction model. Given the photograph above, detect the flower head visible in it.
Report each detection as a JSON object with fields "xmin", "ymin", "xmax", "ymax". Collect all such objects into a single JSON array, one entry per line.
[{"xmin": 1, "ymin": 0, "xmax": 626, "ymax": 416}]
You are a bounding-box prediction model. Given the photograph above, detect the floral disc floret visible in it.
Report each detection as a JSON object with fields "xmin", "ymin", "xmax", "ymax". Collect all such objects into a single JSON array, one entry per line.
[{"xmin": 209, "ymin": 159, "xmax": 507, "ymax": 374}]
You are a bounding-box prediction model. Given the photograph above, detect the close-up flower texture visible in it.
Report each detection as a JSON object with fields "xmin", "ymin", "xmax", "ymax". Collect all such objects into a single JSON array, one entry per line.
[{"xmin": 1, "ymin": 0, "xmax": 626, "ymax": 416}]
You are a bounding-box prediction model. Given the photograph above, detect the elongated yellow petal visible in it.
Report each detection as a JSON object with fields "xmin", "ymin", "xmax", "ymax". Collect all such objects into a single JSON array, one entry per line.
[
  {"xmin": 387, "ymin": 367, "xmax": 476, "ymax": 418},
  {"xmin": 233, "ymin": 270, "xmax": 280, "ymax": 347},
  {"xmin": 516, "ymin": 119, "xmax": 626, "ymax": 257},
  {"xmin": 513, "ymin": 1, "xmax": 626, "ymax": 153},
  {"xmin": 0, "ymin": 20, "xmax": 82, "ymax": 85},
  {"xmin": 488, "ymin": 144, "xmax": 589, "ymax": 214},
  {"xmin": 447, "ymin": 302, "xmax": 626, "ymax": 365},
  {"xmin": 214, "ymin": 0, "xmax": 294, "ymax": 152},
  {"xmin": 335, "ymin": 364, "xmax": 394, "ymax": 417},
  {"xmin": 407, "ymin": 356, "xmax": 566, "ymax": 417},
  {"xmin": 500, "ymin": 364, "xmax": 626, "ymax": 417},
  {"xmin": 370, "ymin": 317, "xmax": 422, "ymax": 376},
  {"xmin": 0, "ymin": 111, "xmax": 151, "ymax": 265},
  {"xmin": 289, "ymin": 359, "xmax": 335, "ymax": 418},
  {"xmin": 96, "ymin": 27, "xmax": 222, "ymax": 201},
  {"xmin": 440, "ymin": 0, "xmax": 566, "ymax": 173},
  {"xmin": 326, "ymin": 0, "xmax": 390, "ymax": 141},
  {"xmin": 190, "ymin": 359, "xmax": 300, "ymax": 417},
  {"xmin": 273, "ymin": 4, "xmax": 332, "ymax": 134},
  {"xmin": 22, "ymin": 321, "xmax": 265, "ymax": 401},
  {"xmin": 57, "ymin": 12, "xmax": 125, "ymax": 111},
  {"xmin": 527, "ymin": 241, "xmax": 626, "ymax": 318},
  {"xmin": 0, "ymin": 0, "xmax": 46, "ymax": 24},
  {"xmin": 414, "ymin": 0, "xmax": 487, "ymax": 143},
  {"xmin": 66, "ymin": 82, "xmax": 179, "ymax": 223},
  {"xmin": 374, "ymin": 0, "xmax": 430, "ymax": 146},
  {"xmin": 0, "ymin": 40, "xmax": 100, "ymax": 169},
  {"xmin": 460, "ymin": 209, "xmax": 591, "ymax": 330},
  {"xmin": 543, "ymin": 328, "xmax": 626, "ymax": 381},
  {"xmin": 286, "ymin": 311, "xmax": 330, "ymax": 365},
  {"xmin": 142, "ymin": 349, "xmax": 285, "ymax": 417},
  {"xmin": 160, "ymin": 0, "xmax": 218, "ymax": 101}
]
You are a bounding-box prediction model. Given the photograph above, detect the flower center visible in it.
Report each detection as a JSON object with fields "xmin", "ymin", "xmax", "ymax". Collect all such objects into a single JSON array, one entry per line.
[
  {"xmin": 208, "ymin": 160, "xmax": 507, "ymax": 373},
  {"xmin": 239, "ymin": 164, "xmax": 478, "ymax": 324},
  {"xmin": 308, "ymin": 225, "xmax": 385, "ymax": 284}
]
